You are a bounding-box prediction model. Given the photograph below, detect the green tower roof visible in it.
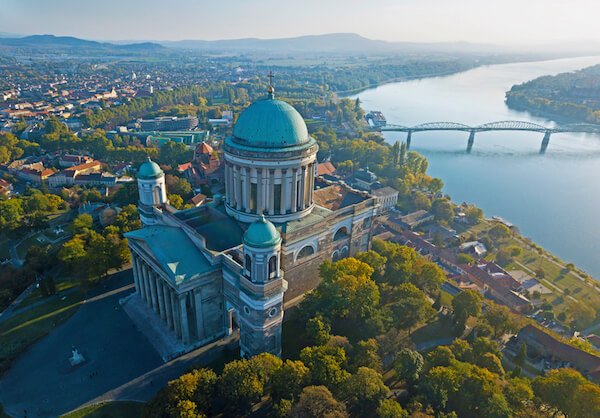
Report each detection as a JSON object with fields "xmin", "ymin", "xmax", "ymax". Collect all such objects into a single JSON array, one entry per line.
[
  {"xmin": 243, "ymin": 215, "xmax": 281, "ymax": 248},
  {"xmin": 138, "ymin": 157, "xmax": 163, "ymax": 180},
  {"xmin": 232, "ymin": 90, "xmax": 309, "ymax": 149}
]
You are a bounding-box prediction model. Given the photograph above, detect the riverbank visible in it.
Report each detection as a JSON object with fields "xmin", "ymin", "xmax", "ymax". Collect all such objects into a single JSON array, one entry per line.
[{"xmin": 351, "ymin": 55, "xmax": 600, "ymax": 279}]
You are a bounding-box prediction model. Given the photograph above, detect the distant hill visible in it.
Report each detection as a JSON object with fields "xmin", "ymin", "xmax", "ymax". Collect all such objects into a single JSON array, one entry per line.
[
  {"xmin": 0, "ymin": 34, "xmax": 165, "ymax": 51},
  {"xmin": 160, "ymin": 33, "xmax": 498, "ymax": 54}
]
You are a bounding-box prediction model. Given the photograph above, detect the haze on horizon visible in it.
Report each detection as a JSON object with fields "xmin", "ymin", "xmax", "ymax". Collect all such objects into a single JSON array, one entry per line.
[{"xmin": 3, "ymin": 0, "xmax": 599, "ymax": 46}]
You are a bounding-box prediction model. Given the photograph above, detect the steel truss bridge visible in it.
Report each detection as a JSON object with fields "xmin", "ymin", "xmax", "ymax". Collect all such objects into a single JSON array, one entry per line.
[{"xmin": 378, "ymin": 120, "xmax": 595, "ymax": 153}]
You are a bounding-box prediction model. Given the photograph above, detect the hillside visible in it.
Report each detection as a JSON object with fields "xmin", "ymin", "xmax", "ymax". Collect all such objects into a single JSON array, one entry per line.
[
  {"xmin": 506, "ymin": 64, "xmax": 600, "ymax": 124},
  {"xmin": 0, "ymin": 34, "xmax": 165, "ymax": 52}
]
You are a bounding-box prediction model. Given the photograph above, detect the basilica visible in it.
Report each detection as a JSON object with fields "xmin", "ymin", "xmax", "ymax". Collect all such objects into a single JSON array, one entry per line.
[{"xmin": 125, "ymin": 86, "xmax": 379, "ymax": 358}]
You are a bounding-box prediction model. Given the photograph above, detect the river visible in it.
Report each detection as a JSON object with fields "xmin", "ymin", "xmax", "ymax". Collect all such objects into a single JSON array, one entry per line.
[{"xmin": 351, "ymin": 56, "xmax": 600, "ymax": 279}]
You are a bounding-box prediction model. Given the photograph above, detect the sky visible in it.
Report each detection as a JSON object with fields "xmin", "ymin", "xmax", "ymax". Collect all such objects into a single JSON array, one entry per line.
[{"xmin": 3, "ymin": 0, "xmax": 599, "ymax": 45}]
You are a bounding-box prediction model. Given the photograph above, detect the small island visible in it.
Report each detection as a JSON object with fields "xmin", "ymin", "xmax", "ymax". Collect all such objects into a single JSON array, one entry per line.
[{"xmin": 505, "ymin": 64, "xmax": 600, "ymax": 124}]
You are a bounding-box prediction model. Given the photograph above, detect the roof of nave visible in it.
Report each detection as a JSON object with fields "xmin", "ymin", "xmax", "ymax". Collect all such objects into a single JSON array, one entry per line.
[{"xmin": 125, "ymin": 225, "xmax": 218, "ymax": 285}]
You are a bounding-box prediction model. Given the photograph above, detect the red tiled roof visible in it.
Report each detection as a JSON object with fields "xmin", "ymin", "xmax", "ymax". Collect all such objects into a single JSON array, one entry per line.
[
  {"xmin": 197, "ymin": 142, "xmax": 213, "ymax": 155},
  {"xmin": 317, "ymin": 161, "xmax": 336, "ymax": 176},
  {"xmin": 177, "ymin": 162, "xmax": 193, "ymax": 172},
  {"xmin": 65, "ymin": 160, "xmax": 101, "ymax": 172}
]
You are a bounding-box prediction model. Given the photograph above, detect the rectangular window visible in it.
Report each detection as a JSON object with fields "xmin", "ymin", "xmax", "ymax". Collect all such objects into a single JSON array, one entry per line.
[
  {"xmin": 250, "ymin": 182, "xmax": 257, "ymax": 212},
  {"xmin": 274, "ymin": 184, "xmax": 282, "ymax": 212}
]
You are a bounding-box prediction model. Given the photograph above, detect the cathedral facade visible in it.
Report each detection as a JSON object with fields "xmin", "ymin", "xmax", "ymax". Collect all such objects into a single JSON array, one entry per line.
[{"xmin": 125, "ymin": 87, "xmax": 379, "ymax": 358}]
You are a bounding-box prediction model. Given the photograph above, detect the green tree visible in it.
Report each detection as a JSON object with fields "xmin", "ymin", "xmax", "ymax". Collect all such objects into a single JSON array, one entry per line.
[
  {"xmin": 248, "ymin": 352, "xmax": 282, "ymax": 386},
  {"xmin": 503, "ymin": 377, "xmax": 533, "ymax": 411},
  {"xmin": 71, "ymin": 213, "xmax": 93, "ymax": 234},
  {"xmin": 489, "ymin": 224, "xmax": 510, "ymax": 241},
  {"xmin": 168, "ymin": 194, "xmax": 185, "ymax": 210},
  {"xmin": 271, "ymin": 360, "xmax": 310, "ymax": 402},
  {"xmin": 376, "ymin": 399, "xmax": 408, "ymax": 418},
  {"xmin": 426, "ymin": 345, "xmax": 456, "ymax": 368},
  {"xmin": 477, "ymin": 353, "xmax": 505, "ymax": 376},
  {"xmin": 165, "ymin": 174, "xmax": 193, "ymax": 198},
  {"xmin": 300, "ymin": 345, "xmax": 350, "ymax": 391},
  {"xmin": 218, "ymin": 358, "xmax": 263, "ymax": 412},
  {"xmin": 394, "ymin": 348, "xmax": 424, "ymax": 387},
  {"xmin": 451, "ymin": 289, "xmax": 482, "ymax": 332},
  {"xmin": 355, "ymin": 251, "xmax": 387, "ymax": 282},
  {"xmin": 483, "ymin": 304, "xmax": 517, "ymax": 338},
  {"xmin": 350, "ymin": 339, "xmax": 382, "ymax": 372},
  {"xmin": 344, "ymin": 367, "xmax": 390, "ymax": 416},
  {"xmin": 432, "ymin": 198, "xmax": 454, "ymax": 223},
  {"xmin": 306, "ymin": 315, "xmax": 332, "ymax": 346},
  {"xmin": 290, "ymin": 386, "xmax": 347, "ymax": 418},
  {"xmin": 389, "ymin": 283, "xmax": 435, "ymax": 334},
  {"xmin": 412, "ymin": 260, "xmax": 445, "ymax": 296}
]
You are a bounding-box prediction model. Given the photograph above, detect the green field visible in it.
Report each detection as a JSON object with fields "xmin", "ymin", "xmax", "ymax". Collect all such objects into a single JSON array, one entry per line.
[
  {"xmin": 0, "ymin": 287, "xmax": 85, "ymax": 374},
  {"xmin": 61, "ymin": 401, "xmax": 144, "ymax": 418}
]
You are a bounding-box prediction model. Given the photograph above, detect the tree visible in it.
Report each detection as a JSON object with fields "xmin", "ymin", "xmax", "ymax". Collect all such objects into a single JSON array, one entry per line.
[
  {"xmin": 113, "ymin": 204, "xmax": 141, "ymax": 233},
  {"xmin": 456, "ymin": 253, "xmax": 475, "ymax": 265},
  {"xmin": 355, "ymin": 251, "xmax": 387, "ymax": 282},
  {"xmin": 533, "ymin": 368, "xmax": 600, "ymax": 418},
  {"xmin": 483, "ymin": 304, "xmax": 517, "ymax": 338},
  {"xmin": 503, "ymin": 377, "xmax": 533, "ymax": 411},
  {"xmin": 350, "ymin": 339, "xmax": 382, "ymax": 372},
  {"xmin": 300, "ymin": 345, "xmax": 350, "ymax": 391},
  {"xmin": 450, "ymin": 339, "xmax": 473, "ymax": 362},
  {"xmin": 290, "ymin": 386, "xmax": 347, "ymax": 418},
  {"xmin": 218, "ymin": 358, "xmax": 263, "ymax": 411},
  {"xmin": 489, "ymin": 224, "xmax": 510, "ymax": 241},
  {"xmin": 472, "ymin": 337, "xmax": 501, "ymax": 361},
  {"xmin": 426, "ymin": 346, "xmax": 456, "ymax": 368},
  {"xmin": 344, "ymin": 367, "xmax": 389, "ymax": 416},
  {"xmin": 58, "ymin": 236, "xmax": 87, "ymax": 273},
  {"xmin": 271, "ymin": 360, "xmax": 310, "ymax": 402},
  {"xmin": 477, "ymin": 353, "xmax": 504, "ymax": 376},
  {"xmin": 412, "ymin": 191, "xmax": 431, "ymax": 211},
  {"xmin": 432, "ymin": 198, "xmax": 454, "ymax": 223},
  {"xmin": 412, "ymin": 260, "xmax": 445, "ymax": 296},
  {"xmin": 389, "ymin": 283, "xmax": 436, "ymax": 334},
  {"xmin": 394, "ymin": 348, "xmax": 424, "ymax": 387},
  {"xmin": 451, "ymin": 290, "xmax": 482, "ymax": 332},
  {"xmin": 71, "ymin": 213, "xmax": 93, "ymax": 234},
  {"xmin": 165, "ymin": 174, "xmax": 193, "ymax": 198},
  {"xmin": 168, "ymin": 194, "xmax": 185, "ymax": 210},
  {"xmin": 465, "ymin": 206, "xmax": 484, "ymax": 224},
  {"xmin": 371, "ymin": 240, "xmax": 419, "ymax": 286},
  {"xmin": 166, "ymin": 368, "xmax": 217, "ymax": 415},
  {"xmin": 376, "ymin": 399, "xmax": 408, "ymax": 418},
  {"xmin": 248, "ymin": 352, "xmax": 282, "ymax": 386},
  {"xmin": 515, "ymin": 342, "xmax": 527, "ymax": 367},
  {"xmin": 306, "ymin": 315, "xmax": 331, "ymax": 346},
  {"xmin": 159, "ymin": 141, "xmax": 193, "ymax": 167}
]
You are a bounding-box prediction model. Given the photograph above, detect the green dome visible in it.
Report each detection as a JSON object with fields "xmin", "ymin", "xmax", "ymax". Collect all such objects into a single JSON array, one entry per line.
[
  {"xmin": 233, "ymin": 94, "xmax": 309, "ymax": 148},
  {"xmin": 138, "ymin": 158, "xmax": 163, "ymax": 180},
  {"xmin": 244, "ymin": 215, "xmax": 281, "ymax": 248}
]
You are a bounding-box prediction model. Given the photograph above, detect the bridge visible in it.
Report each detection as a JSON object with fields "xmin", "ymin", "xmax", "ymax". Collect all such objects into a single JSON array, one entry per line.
[{"xmin": 377, "ymin": 120, "xmax": 595, "ymax": 153}]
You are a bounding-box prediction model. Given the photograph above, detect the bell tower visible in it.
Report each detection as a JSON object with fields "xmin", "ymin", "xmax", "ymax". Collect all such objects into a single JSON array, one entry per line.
[
  {"xmin": 238, "ymin": 215, "xmax": 286, "ymax": 357},
  {"xmin": 137, "ymin": 157, "xmax": 168, "ymax": 226}
]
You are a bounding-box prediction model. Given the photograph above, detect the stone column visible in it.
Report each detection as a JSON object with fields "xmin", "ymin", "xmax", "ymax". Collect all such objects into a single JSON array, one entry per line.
[
  {"xmin": 299, "ymin": 165, "xmax": 307, "ymax": 210},
  {"xmin": 223, "ymin": 163, "xmax": 230, "ymax": 204},
  {"xmin": 164, "ymin": 283, "xmax": 173, "ymax": 329},
  {"xmin": 156, "ymin": 275, "xmax": 166, "ymax": 320},
  {"xmin": 234, "ymin": 165, "xmax": 241, "ymax": 211},
  {"xmin": 149, "ymin": 270, "xmax": 159, "ymax": 313},
  {"xmin": 307, "ymin": 163, "xmax": 314, "ymax": 206},
  {"xmin": 133, "ymin": 255, "xmax": 143, "ymax": 300},
  {"xmin": 291, "ymin": 168, "xmax": 298, "ymax": 213},
  {"xmin": 257, "ymin": 168, "xmax": 264, "ymax": 214},
  {"xmin": 244, "ymin": 167, "xmax": 251, "ymax": 213},
  {"xmin": 280, "ymin": 169, "xmax": 287, "ymax": 215},
  {"xmin": 179, "ymin": 293, "xmax": 191, "ymax": 344},
  {"xmin": 194, "ymin": 290, "xmax": 204, "ymax": 340},
  {"xmin": 171, "ymin": 290, "xmax": 181, "ymax": 338},
  {"xmin": 268, "ymin": 169, "xmax": 275, "ymax": 215},
  {"xmin": 141, "ymin": 263, "xmax": 152, "ymax": 305}
]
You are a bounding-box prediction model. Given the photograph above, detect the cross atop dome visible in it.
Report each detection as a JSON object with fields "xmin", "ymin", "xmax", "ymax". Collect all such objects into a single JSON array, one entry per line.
[{"xmin": 267, "ymin": 70, "xmax": 275, "ymax": 98}]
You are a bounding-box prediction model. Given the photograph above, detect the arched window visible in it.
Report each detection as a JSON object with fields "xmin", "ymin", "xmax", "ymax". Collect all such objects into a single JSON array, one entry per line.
[
  {"xmin": 333, "ymin": 227, "xmax": 349, "ymax": 241},
  {"xmin": 332, "ymin": 250, "xmax": 340, "ymax": 262},
  {"xmin": 340, "ymin": 246, "xmax": 349, "ymax": 257},
  {"xmin": 297, "ymin": 245, "xmax": 315, "ymax": 260},
  {"xmin": 245, "ymin": 254, "xmax": 252, "ymax": 278},
  {"xmin": 153, "ymin": 186, "xmax": 162, "ymax": 204},
  {"xmin": 268, "ymin": 255, "xmax": 277, "ymax": 278}
]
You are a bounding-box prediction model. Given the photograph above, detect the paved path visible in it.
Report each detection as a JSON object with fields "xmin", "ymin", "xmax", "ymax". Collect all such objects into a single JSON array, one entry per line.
[
  {"xmin": 0, "ymin": 270, "xmax": 163, "ymax": 418},
  {"xmin": 0, "ymin": 284, "xmax": 36, "ymax": 322}
]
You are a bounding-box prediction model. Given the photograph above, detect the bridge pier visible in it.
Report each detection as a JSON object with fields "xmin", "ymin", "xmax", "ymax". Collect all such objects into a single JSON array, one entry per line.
[
  {"xmin": 466, "ymin": 130, "xmax": 476, "ymax": 153},
  {"xmin": 406, "ymin": 131, "xmax": 412, "ymax": 150},
  {"xmin": 540, "ymin": 131, "xmax": 551, "ymax": 154}
]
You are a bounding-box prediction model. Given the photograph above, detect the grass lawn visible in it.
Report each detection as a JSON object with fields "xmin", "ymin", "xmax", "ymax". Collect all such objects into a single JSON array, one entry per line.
[
  {"xmin": 61, "ymin": 401, "xmax": 145, "ymax": 418},
  {"xmin": 410, "ymin": 316, "xmax": 455, "ymax": 346},
  {"xmin": 18, "ymin": 279, "xmax": 80, "ymax": 310},
  {"xmin": 0, "ymin": 287, "xmax": 85, "ymax": 375}
]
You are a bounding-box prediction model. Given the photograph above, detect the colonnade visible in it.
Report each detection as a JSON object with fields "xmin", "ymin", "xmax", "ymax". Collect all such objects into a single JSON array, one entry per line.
[
  {"xmin": 132, "ymin": 253, "xmax": 204, "ymax": 345},
  {"xmin": 224, "ymin": 162, "xmax": 316, "ymax": 216}
]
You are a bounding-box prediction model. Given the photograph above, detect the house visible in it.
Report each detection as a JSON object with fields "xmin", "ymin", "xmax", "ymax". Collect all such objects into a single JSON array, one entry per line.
[
  {"xmin": 517, "ymin": 325, "xmax": 600, "ymax": 381},
  {"xmin": 462, "ymin": 260, "xmax": 532, "ymax": 313},
  {"xmin": 188, "ymin": 193, "xmax": 207, "ymax": 207},
  {"xmin": 370, "ymin": 186, "xmax": 399, "ymax": 213},
  {"xmin": 351, "ymin": 168, "xmax": 378, "ymax": 191},
  {"xmin": 459, "ymin": 241, "xmax": 488, "ymax": 257},
  {"xmin": 16, "ymin": 166, "xmax": 55, "ymax": 184},
  {"xmin": 398, "ymin": 210, "xmax": 434, "ymax": 229},
  {"xmin": 317, "ymin": 161, "xmax": 337, "ymax": 177},
  {"xmin": 59, "ymin": 154, "xmax": 93, "ymax": 168}
]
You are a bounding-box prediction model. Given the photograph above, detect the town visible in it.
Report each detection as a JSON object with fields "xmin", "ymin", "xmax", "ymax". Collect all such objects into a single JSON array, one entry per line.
[{"xmin": 1, "ymin": 4, "xmax": 600, "ymax": 418}]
